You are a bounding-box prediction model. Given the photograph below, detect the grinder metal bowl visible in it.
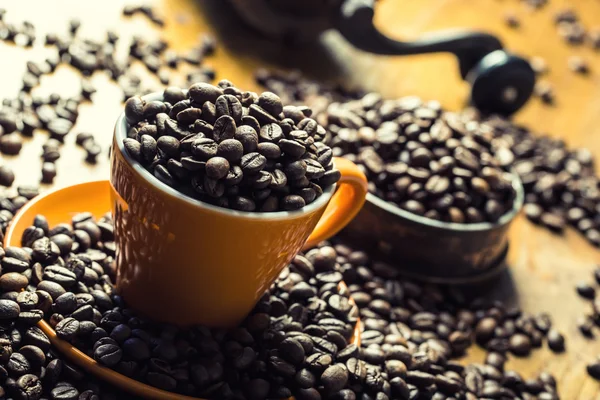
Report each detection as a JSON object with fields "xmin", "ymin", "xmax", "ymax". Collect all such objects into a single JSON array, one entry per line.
[{"xmin": 339, "ymin": 173, "xmax": 524, "ymax": 283}]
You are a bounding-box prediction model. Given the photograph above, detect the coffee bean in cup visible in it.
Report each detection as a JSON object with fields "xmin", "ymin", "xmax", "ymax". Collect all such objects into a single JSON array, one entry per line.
[{"xmin": 122, "ymin": 81, "xmax": 340, "ymax": 212}]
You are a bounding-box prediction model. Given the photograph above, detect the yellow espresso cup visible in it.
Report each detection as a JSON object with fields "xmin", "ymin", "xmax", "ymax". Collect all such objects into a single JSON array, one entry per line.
[{"xmin": 110, "ymin": 93, "xmax": 367, "ymax": 327}]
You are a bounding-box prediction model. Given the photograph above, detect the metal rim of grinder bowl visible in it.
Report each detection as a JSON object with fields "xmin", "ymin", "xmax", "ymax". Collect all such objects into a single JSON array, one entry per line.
[{"xmin": 339, "ymin": 173, "xmax": 525, "ymax": 284}]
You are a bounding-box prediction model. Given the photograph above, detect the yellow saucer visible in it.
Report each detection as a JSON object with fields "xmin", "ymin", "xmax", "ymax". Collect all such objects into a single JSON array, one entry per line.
[{"xmin": 5, "ymin": 180, "xmax": 361, "ymax": 400}]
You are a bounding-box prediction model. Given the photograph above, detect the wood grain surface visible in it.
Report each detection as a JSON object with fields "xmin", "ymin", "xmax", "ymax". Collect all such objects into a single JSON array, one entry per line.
[{"xmin": 1, "ymin": 1, "xmax": 599, "ymax": 399}]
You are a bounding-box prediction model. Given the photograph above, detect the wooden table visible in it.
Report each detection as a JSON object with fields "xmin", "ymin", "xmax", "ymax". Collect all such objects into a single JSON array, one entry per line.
[{"xmin": 1, "ymin": 1, "xmax": 599, "ymax": 398}]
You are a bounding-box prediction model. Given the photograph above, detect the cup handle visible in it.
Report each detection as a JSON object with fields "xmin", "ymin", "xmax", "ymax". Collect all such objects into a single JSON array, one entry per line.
[{"xmin": 303, "ymin": 157, "xmax": 368, "ymax": 250}]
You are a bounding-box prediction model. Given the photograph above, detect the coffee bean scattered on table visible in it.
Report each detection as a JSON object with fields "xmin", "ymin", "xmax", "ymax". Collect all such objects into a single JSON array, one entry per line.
[
  {"xmin": 332, "ymin": 238, "xmax": 562, "ymax": 399},
  {"xmin": 123, "ymin": 82, "xmax": 340, "ymax": 212},
  {"xmin": 0, "ymin": 6, "xmax": 219, "ymax": 182}
]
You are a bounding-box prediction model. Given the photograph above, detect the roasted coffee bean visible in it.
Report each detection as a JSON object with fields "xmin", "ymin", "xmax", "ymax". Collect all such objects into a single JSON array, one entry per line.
[
  {"xmin": 213, "ymin": 115, "xmax": 236, "ymax": 142},
  {"xmin": 588, "ymin": 360, "xmax": 600, "ymax": 380},
  {"xmin": 0, "ymin": 299, "xmax": 20, "ymax": 320},
  {"xmin": 94, "ymin": 343, "xmax": 122, "ymax": 367},
  {"xmin": 281, "ymin": 195, "xmax": 305, "ymax": 211},
  {"xmin": 124, "ymin": 96, "xmax": 145, "ymax": 125},
  {"xmin": 56, "ymin": 317, "xmax": 80, "ymax": 341},
  {"xmin": 188, "ymin": 82, "xmax": 223, "ymax": 105},
  {"xmin": 7, "ymin": 352, "xmax": 30, "ymax": 376},
  {"xmin": 509, "ymin": 333, "xmax": 532, "ymax": 356},
  {"xmin": 216, "ymin": 94, "xmax": 243, "ymax": 122},
  {"xmin": 0, "ymin": 164, "xmax": 15, "ymax": 187},
  {"xmin": 19, "ymin": 345, "xmax": 45, "ymax": 368},
  {"xmin": 0, "ymin": 134, "xmax": 22, "ymax": 155},
  {"xmin": 50, "ymin": 384, "xmax": 79, "ymax": 399},
  {"xmin": 534, "ymin": 313, "xmax": 552, "ymax": 333},
  {"xmin": 157, "ymin": 136, "xmax": 180, "ymax": 158},
  {"xmin": 547, "ymin": 330, "xmax": 565, "ymax": 352},
  {"xmin": 0, "ymin": 273, "xmax": 28, "ymax": 292},
  {"xmin": 257, "ymin": 142, "xmax": 281, "ymax": 159},
  {"xmin": 217, "ymin": 139, "xmax": 244, "ymax": 162},
  {"xmin": 32, "ymin": 237, "xmax": 60, "ymax": 263},
  {"xmin": 235, "ymin": 125, "xmax": 259, "ymax": 153},
  {"xmin": 41, "ymin": 162, "xmax": 57, "ymax": 183},
  {"xmin": 475, "ymin": 318, "xmax": 497, "ymax": 343},
  {"xmin": 577, "ymin": 316, "xmax": 595, "ymax": 338},
  {"xmin": 576, "ymin": 282, "xmax": 595, "ymax": 299},
  {"xmin": 176, "ymin": 107, "xmax": 202, "ymax": 125},
  {"xmin": 257, "ymin": 92, "xmax": 283, "ymax": 116},
  {"xmin": 43, "ymin": 266, "xmax": 76, "ymax": 288},
  {"xmin": 14, "ymin": 373, "xmax": 43, "ymax": 399},
  {"xmin": 260, "ymin": 124, "xmax": 284, "ymax": 143},
  {"xmin": 241, "ymin": 152, "xmax": 267, "ymax": 174},
  {"xmin": 123, "ymin": 138, "xmax": 141, "ymax": 161},
  {"xmin": 205, "ymin": 157, "xmax": 230, "ymax": 179},
  {"xmin": 321, "ymin": 364, "xmax": 349, "ymax": 392},
  {"xmin": 192, "ymin": 138, "xmax": 218, "ymax": 160}
]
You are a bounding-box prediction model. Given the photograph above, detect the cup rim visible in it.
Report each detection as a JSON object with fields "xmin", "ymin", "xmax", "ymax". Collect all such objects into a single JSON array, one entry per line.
[
  {"xmin": 365, "ymin": 173, "xmax": 524, "ymax": 232},
  {"xmin": 114, "ymin": 92, "xmax": 335, "ymax": 220}
]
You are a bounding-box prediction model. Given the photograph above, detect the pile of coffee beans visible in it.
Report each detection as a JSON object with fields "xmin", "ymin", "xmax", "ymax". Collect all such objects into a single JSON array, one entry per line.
[
  {"xmin": 0, "ymin": 319, "xmax": 120, "ymax": 399},
  {"xmin": 318, "ymin": 95, "xmax": 517, "ymax": 223},
  {"xmin": 10, "ymin": 212, "xmax": 364, "ymax": 399},
  {"xmin": 123, "ymin": 82, "xmax": 340, "ymax": 212},
  {"xmin": 0, "ymin": 215, "xmax": 126, "ymax": 399}
]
